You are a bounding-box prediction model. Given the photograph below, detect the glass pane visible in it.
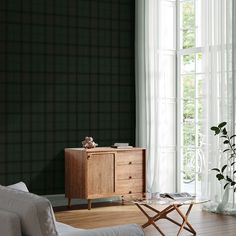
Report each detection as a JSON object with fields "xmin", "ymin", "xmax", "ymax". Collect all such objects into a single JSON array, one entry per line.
[
  {"xmin": 195, "ymin": 0, "xmax": 203, "ymax": 47},
  {"xmin": 196, "ymin": 75, "xmax": 203, "ymax": 98},
  {"xmin": 196, "ymin": 148, "xmax": 203, "ymax": 197},
  {"xmin": 183, "ymin": 121, "xmax": 195, "ymax": 147},
  {"xmin": 197, "ymin": 123, "xmax": 203, "ymax": 147},
  {"xmin": 181, "ymin": 54, "xmax": 195, "ymax": 73},
  {"xmin": 183, "ymin": 98, "xmax": 195, "ymax": 121},
  {"xmin": 183, "ymin": 75, "xmax": 194, "ymax": 99},
  {"xmin": 181, "ymin": 147, "xmax": 196, "ymax": 193},
  {"xmin": 180, "ymin": 0, "xmax": 195, "ymax": 49},
  {"xmin": 183, "ymin": 30, "xmax": 195, "ymax": 49},
  {"xmin": 179, "ymin": 29, "xmax": 183, "ymax": 49},
  {"xmin": 197, "ymin": 98, "xmax": 203, "ymax": 120},
  {"xmin": 183, "ymin": 148, "xmax": 196, "ymax": 182},
  {"xmin": 196, "ymin": 52, "xmax": 203, "ymax": 73}
]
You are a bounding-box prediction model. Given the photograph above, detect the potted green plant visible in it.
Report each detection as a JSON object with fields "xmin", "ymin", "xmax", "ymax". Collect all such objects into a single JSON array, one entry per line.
[
  {"xmin": 211, "ymin": 122, "xmax": 236, "ymax": 190},
  {"xmin": 210, "ymin": 122, "xmax": 236, "ymax": 212}
]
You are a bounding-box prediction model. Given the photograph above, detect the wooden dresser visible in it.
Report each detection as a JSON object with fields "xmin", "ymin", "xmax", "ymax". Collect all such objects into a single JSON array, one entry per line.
[{"xmin": 64, "ymin": 147, "xmax": 146, "ymax": 209}]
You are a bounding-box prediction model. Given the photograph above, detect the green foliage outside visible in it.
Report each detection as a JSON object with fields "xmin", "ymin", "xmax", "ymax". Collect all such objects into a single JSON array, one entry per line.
[{"xmin": 182, "ymin": 1, "xmax": 195, "ymax": 63}]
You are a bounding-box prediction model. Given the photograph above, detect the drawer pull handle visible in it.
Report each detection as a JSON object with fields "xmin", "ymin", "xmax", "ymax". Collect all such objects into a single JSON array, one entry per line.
[
  {"xmin": 129, "ymin": 191, "xmax": 132, "ymax": 194},
  {"xmin": 129, "ymin": 176, "xmax": 132, "ymax": 179},
  {"xmin": 129, "ymin": 161, "xmax": 132, "ymax": 165}
]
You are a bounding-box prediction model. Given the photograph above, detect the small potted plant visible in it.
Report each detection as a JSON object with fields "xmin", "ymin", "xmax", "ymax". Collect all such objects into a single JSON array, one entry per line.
[
  {"xmin": 211, "ymin": 122, "xmax": 236, "ymax": 189},
  {"xmin": 210, "ymin": 122, "xmax": 236, "ymax": 212}
]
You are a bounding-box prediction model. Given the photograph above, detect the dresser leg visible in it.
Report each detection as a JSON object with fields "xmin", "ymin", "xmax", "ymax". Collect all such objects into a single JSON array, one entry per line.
[
  {"xmin": 121, "ymin": 195, "xmax": 124, "ymax": 205},
  {"xmin": 88, "ymin": 199, "xmax": 92, "ymax": 210},
  {"xmin": 68, "ymin": 198, "xmax": 71, "ymax": 208}
]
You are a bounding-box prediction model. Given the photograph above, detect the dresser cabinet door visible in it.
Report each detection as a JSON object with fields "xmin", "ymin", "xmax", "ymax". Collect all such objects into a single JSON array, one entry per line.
[{"xmin": 87, "ymin": 153, "xmax": 115, "ymax": 197}]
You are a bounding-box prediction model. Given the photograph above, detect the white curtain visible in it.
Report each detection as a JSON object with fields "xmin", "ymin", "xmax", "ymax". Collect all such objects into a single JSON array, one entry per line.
[
  {"xmin": 135, "ymin": 0, "xmax": 176, "ymax": 193},
  {"xmin": 135, "ymin": 0, "xmax": 236, "ymax": 210},
  {"xmin": 201, "ymin": 0, "xmax": 236, "ymax": 214}
]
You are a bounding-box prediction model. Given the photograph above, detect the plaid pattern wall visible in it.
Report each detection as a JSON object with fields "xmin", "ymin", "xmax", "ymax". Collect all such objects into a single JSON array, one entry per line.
[{"xmin": 0, "ymin": 0, "xmax": 135, "ymax": 194}]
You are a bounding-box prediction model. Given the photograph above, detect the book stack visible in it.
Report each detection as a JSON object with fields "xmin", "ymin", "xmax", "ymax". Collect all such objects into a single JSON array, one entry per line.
[
  {"xmin": 111, "ymin": 143, "xmax": 133, "ymax": 149},
  {"xmin": 160, "ymin": 192, "xmax": 194, "ymax": 200}
]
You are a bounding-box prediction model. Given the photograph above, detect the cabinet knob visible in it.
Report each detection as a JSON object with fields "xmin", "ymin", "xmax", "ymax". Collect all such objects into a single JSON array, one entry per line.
[
  {"xmin": 129, "ymin": 191, "xmax": 132, "ymax": 194},
  {"xmin": 129, "ymin": 176, "xmax": 132, "ymax": 179},
  {"xmin": 129, "ymin": 161, "xmax": 132, "ymax": 165}
]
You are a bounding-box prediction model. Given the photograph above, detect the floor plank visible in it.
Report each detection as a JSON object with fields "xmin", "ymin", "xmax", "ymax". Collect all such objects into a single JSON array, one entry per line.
[{"xmin": 55, "ymin": 203, "xmax": 236, "ymax": 236}]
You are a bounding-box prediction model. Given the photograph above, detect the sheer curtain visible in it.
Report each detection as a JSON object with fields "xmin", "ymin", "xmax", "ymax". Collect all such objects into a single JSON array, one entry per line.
[
  {"xmin": 201, "ymin": 0, "xmax": 236, "ymax": 214},
  {"xmin": 135, "ymin": 0, "xmax": 176, "ymax": 193},
  {"xmin": 135, "ymin": 0, "xmax": 236, "ymax": 207}
]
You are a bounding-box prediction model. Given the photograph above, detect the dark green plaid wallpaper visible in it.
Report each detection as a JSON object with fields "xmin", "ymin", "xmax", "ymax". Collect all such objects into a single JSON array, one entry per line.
[{"xmin": 0, "ymin": 0, "xmax": 135, "ymax": 194}]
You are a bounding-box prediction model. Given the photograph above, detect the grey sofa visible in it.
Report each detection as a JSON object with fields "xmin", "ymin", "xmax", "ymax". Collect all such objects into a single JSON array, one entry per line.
[{"xmin": 0, "ymin": 182, "xmax": 144, "ymax": 236}]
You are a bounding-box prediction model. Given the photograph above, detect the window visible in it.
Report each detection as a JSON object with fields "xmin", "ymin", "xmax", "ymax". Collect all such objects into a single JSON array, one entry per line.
[
  {"xmin": 177, "ymin": 0, "xmax": 204, "ymax": 195},
  {"xmin": 136, "ymin": 0, "xmax": 233, "ymax": 197}
]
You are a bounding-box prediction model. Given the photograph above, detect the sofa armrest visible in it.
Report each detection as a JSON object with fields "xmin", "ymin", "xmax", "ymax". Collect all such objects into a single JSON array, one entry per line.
[
  {"xmin": 56, "ymin": 222, "xmax": 144, "ymax": 236},
  {"xmin": 0, "ymin": 209, "xmax": 21, "ymax": 236}
]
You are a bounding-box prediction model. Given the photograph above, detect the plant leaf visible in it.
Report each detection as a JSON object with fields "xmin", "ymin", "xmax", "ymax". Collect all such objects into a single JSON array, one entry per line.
[
  {"xmin": 223, "ymin": 149, "xmax": 230, "ymax": 152},
  {"xmin": 231, "ymin": 182, "xmax": 236, "ymax": 186},
  {"xmin": 212, "ymin": 168, "xmax": 220, "ymax": 172},
  {"xmin": 216, "ymin": 173, "xmax": 224, "ymax": 181},
  {"xmin": 233, "ymin": 170, "xmax": 236, "ymax": 174},
  {"xmin": 226, "ymin": 176, "xmax": 233, "ymax": 182},
  {"xmin": 211, "ymin": 127, "xmax": 221, "ymax": 135},
  {"xmin": 231, "ymin": 162, "xmax": 235, "ymax": 166},
  {"xmin": 220, "ymin": 135, "xmax": 227, "ymax": 138},
  {"xmin": 211, "ymin": 126, "xmax": 219, "ymax": 131},
  {"xmin": 230, "ymin": 135, "xmax": 236, "ymax": 139},
  {"xmin": 222, "ymin": 128, "xmax": 227, "ymax": 135},
  {"xmin": 218, "ymin": 122, "xmax": 227, "ymax": 128},
  {"xmin": 224, "ymin": 183, "xmax": 229, "ymax": 189},
  {"xmin": 221, "ymin": 164, "xmax": 227, "ymax": 173},
  {"xmin": 223, "ymin": 140, "xmax": 229, "ymax": 144}
]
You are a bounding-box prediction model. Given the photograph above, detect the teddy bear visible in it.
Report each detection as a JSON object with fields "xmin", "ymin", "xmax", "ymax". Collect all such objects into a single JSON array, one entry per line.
[{"xmin": 82, "ymin": 136, "xmax": 98, "ymax": 149}]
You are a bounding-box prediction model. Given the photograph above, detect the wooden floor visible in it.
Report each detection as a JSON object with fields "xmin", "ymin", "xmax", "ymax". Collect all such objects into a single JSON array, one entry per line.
[{"xmin": 55, "ymin": 202, "xmax": 236, "ymax": 236}]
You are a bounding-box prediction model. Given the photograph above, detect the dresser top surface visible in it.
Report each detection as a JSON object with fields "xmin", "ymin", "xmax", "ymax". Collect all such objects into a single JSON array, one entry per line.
[{"xmin": 64, "ymin": 147, "xmax": 145, "ymax": 152}]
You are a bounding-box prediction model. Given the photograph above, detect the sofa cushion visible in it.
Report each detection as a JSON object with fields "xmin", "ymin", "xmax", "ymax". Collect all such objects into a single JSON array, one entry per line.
[
  {"xmin": 7, "ymin": 181, "xmax": 29, "ymax": 192},
  {"xmin": 0, "ymin": 185, "xmax": 58, "ymax": 236},
  {"xmin": 56, "ymin": 222, "xmax": 144, "ymax": 236}
]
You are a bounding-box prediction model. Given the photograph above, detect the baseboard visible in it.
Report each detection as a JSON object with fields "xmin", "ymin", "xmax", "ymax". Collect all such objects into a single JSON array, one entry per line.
[{"xmin": 44, "ymin": 194, "xmax": 120, "ymax": 207}]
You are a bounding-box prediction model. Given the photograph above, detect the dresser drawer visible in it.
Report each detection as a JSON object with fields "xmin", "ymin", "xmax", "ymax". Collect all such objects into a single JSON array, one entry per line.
[
  {"xmin": 115, "ymin": 179, "xmax": 144, "ymax": 194},
  {"xmin": 116, "ymin": 150, "xmax": 144, "ymax": 165},
  {"xmin": 116, "ymin": 164, "xmax": 143, "ymax": 180}
]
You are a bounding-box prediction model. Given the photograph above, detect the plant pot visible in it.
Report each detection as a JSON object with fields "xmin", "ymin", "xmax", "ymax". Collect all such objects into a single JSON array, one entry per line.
[{"xmin": 216, "ymin": 186, "xmax": 230, "ymax": 213}]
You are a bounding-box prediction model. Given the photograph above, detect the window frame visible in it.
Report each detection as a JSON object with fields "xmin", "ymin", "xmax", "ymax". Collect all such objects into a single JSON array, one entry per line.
[{"xmin": 176, "ymin": 0, "xmax": 205, "ymax": 194}]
